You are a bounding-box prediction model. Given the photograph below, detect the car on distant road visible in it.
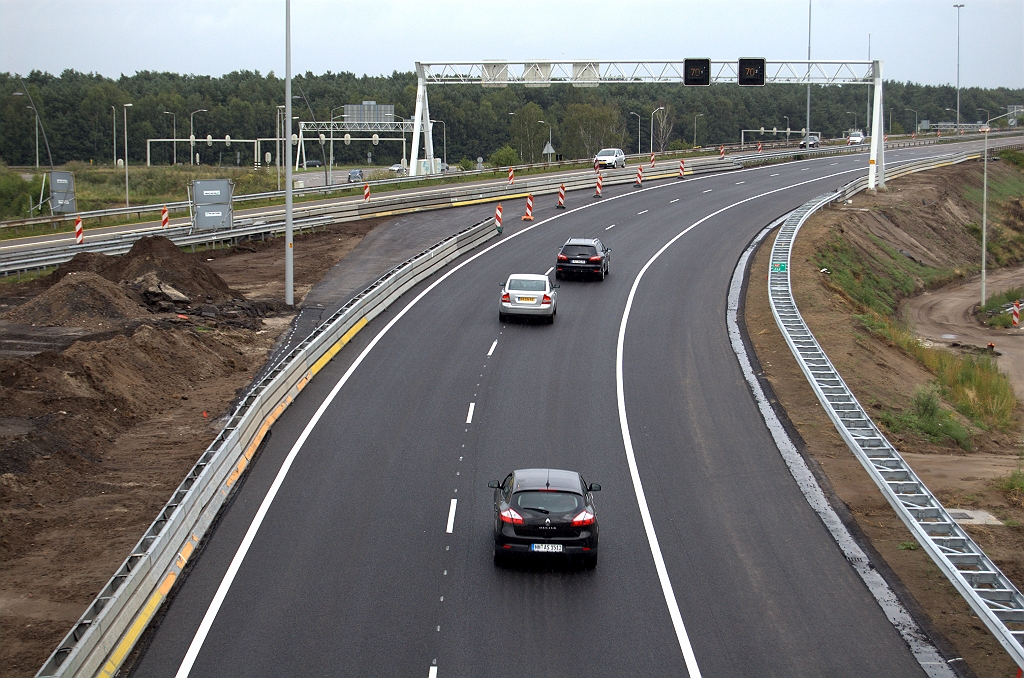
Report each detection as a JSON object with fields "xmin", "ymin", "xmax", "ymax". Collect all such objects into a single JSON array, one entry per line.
[
  {"xmin": 499, "ymin": 274, "xmax": 557, "ymax": 323},
  {"xmin": 488, "ymin": 468, "xmax": 601, "ymax": 568},
  {"xmin": 594, "ymin": 148, "xmax": 626, "ymax": 169},
  {"xmin": 389, "ymin": 163, "xmax": 407, "ymax": 175},
  {"xmin": 799, "ymin": 135, "xmax": 820, "ymax": 149},
  {"xmin": 556, "ymin": 238, "xmax": 611, "ymax": 280},
  {"xmin": 305, "ymin": 159, "xmax": 323, "ymax": 168},
  {"xmin": 847, "ymin": 131, "xmax": 865, "ymax": 145},
  {"xmin": 347, "ymin": 169, "xmax": 364, "ymax": 183}
]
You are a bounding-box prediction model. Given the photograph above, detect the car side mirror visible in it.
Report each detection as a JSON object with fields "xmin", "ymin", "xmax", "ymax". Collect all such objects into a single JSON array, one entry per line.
[
  {"xmin": 552, "ymin": 284, "xmax": 560, "ymax": 288},
  {"xmin": 487, "ymin": 480, "xmax": 501, "ymax": 489},
  {"xmin": 588, "ymin": 483, "xmax": 601, "ymax": 492}
]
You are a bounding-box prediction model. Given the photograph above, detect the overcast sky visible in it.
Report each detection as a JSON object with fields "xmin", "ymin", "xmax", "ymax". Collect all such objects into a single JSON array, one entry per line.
[{"xmin": 2, "ymin": 0, "xmax": 1023, "ymax": 90}]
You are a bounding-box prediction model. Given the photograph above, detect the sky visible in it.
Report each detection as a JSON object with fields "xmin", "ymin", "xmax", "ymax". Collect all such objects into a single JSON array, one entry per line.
[{"xmin": 1, "ymin": 0, "xmax": 1023, "ymax": 90}]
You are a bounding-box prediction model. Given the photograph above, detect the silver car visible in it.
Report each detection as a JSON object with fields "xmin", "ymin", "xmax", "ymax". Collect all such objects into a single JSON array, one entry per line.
[
  {"xmin": 499, "ymin": 274, "xmax": 558, "ymax": 323},
  {"xmin": 594, "ymin": 148, "xmax": 626, "ymax": 169}
]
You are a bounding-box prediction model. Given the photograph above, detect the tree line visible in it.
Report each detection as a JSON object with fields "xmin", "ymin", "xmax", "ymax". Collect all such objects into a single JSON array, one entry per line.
[{"xmin": 1, "ymin": 68, "xmax": 1021, "ymax": 169}]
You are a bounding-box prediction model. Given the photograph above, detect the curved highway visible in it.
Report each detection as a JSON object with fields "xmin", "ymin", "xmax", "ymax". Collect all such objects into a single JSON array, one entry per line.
[{"xmin": 128, "ymin": 140, "xmax": 1019, "ymax": 677}]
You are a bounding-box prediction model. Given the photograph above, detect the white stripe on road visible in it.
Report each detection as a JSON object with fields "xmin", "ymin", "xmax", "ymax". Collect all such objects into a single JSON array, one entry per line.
[
  {"xmin": 702, "ymin": 189, "xmax": 712, "ymax": 193},
  {"xmin": 669, "ymin": 198, "xmax": 679, "ymax": 203},
  {"xmin": 770, "ymin": 173, "xmax": 780, "ymax": 176},
  {"xmin": 428, "ymin": 667, "xmax": 438, "ymax": 678},
  {"xmin": 446, "ymin": 499, "xmax": 457, "ymax": 533},
  {"xmin": 735, "ymin": 181, "xmax": 745, "ymax": 184},
  {"xmin": 605, "ymin": 224, "xmax": 615, "ymax": 230},
  {"xmin": 544, "ymin": 266, "xmax": 554, "ymax": 276},
  {"xmin": 466, "ymin": 402, "xmax": 475, "ymax": 424},
  {"xmin": 637, "ymin": 209, "xmax": 648, "ymax": 215},
  {"xmin": 487, "ymin": 340, "xmax": 497, "ymax": 356}
]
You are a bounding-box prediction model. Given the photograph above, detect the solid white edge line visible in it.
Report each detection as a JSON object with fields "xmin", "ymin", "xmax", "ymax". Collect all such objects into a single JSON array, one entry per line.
[
  {"xmin": 446, "ymin": 498, "xmax": 457, "ymax": 534},
  {"xmin": 173, "ymin": 151, "xmax": 950, "ymax": 676},
  {"xmin": 466, "ymin": 402, "xmax": 475, "ymax": 424},
  {"xmin": 726, "ymin": 218, "xmax": 955, "ymax": 677},
  {"xmin": 487, "ymin": 340, "xmax": 497, "ymax": 356}
]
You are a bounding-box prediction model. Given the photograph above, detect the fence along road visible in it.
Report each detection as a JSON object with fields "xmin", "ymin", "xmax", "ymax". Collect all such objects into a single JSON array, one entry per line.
[{"xmin": 113, "ymin": 143, "xmax": 1004, "ymax": 678}]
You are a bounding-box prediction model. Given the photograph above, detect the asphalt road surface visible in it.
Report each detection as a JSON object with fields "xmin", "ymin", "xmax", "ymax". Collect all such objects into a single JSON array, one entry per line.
[{"xmin": 129, "ymin": 140, "xmax": 1020, "ymax": 678}]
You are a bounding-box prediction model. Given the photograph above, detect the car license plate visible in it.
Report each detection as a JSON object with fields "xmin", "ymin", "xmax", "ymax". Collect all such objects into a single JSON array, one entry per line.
[
  {"xmin": 518, "ymin": 296, "xmax": 535, "ymax": 303},
  {"xmin": 531, "ymin": 543, "xmax": 562, "ymax": 553},
  {"xmin": 572, "ymin": 259, "xmax": 586, "ymax": 264}
]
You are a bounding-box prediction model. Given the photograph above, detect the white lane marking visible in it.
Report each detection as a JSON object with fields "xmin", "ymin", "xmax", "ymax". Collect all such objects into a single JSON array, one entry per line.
[
  {"xmin": 544, "ymin": 266, "xmax": 554, "ymax": 276},
  {"xmin": 174, "ymin": 153, "xmax": 935, "ymax": 677},
  {"xmin": 487, "ymin": 340, "xmax": 497, "ymax": 356},
  {"xmin": 801, "ymin": 167, "xmax": 809, "ymax": 171},
  {"xmin": 702, "ymin": 189, "xmax": 712, "ymax": 193},
  {"xmin": 466, "ymin": 402, "xmax": 475, "ymax": 424},
  {"xmin": 637, "ymin": 209, "xmax": 648, "ymax": 215},
  {"xmin": 428, "ymin": 667, "xmax": 438, "ymax": 678},
  {"xmin": 770, "ymin": 173, "xmax": 780, "ymax": 176},
  {"xmin": 669, "ymin": 198, "xmax": 679, "ymax": 203},
  {"xmin": 446, "ymin": 499, "xmax": 457, "ymax": 533},
  {"xmin": 605, "ymin": 224, "xmax": 615, "ymax": 230},
  {"xmin": 735, "ymin": 181, "xmax": 745, "ymax": 185}
]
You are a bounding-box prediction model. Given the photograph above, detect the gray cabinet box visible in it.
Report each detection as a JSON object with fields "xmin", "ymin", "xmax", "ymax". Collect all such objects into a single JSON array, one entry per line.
[
  {"xmin": 50, "ymin": 171, "xmax": 77, "ymax": 214},
  {"xmin": 191, "ymin": 179, "xmax": 233, "ymax": 230}
]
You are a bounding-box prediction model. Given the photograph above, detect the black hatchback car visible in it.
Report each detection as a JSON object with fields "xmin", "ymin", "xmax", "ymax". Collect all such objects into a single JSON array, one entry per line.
[
  {"xmin": 488, "ymin": 468, "xmax": 601, "ymax": 568},
  {"xmin": 556, "ymin": 238, "xmax": 611, "ymax": 280}
]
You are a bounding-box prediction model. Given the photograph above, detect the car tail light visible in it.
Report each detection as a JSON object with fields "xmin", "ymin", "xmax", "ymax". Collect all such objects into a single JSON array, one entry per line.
[
  {"xmin": 557, "ymin": 254, "xmax": 568, "ymax": 261},
  {"xmin": 501, "ymin": 292, "xmax": 510, "ymax": 303},
  {"xmin": 541, "ymin": 294, "xmax": 552, "ymax": 305},
  {"xmin": 500, "ymin": 507, "xmax": 524, "ymax": 525},
  {"xmin": 588, "ymin": 256, "xmax": 601, "ymax": 262},
  {"xmin": 571, "ymin": 509, "xmax": 595, "ymax": 526}
]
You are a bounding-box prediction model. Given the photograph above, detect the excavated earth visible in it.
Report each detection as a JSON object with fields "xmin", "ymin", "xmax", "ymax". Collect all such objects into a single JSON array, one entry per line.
[{"xmin": 745, "ymin": 160, "xmax": 1024, "ymax": 678}]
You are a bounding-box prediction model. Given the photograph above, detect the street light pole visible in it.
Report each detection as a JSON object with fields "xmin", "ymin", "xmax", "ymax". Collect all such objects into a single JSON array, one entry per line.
[
  {"xmin": 538, "ymin": 120, "xmax": 551, "ymax": 162},
  {"xmin": 163, "ymin": 111, "xmax": 176, "ymax": 164},
  {"xmin": 112, "ymin": 105, "xmax": 117, "ymax": 166},
  {"xmin": 954, "ymin": 4, "xmax": 964, "ymax": 131},
  {"xmin": 432, "ymin": 119, "xmax": 447, "ymax": 166},
  {"xmin": 693, "ymin": 113, "xmax": 704, "ymax": 148},
  {"xmin": 284, "ymin": 0, "xmax": 294, "ymax": 307},
  {"xmin": 123, "ymin": 103, "xmax": 132, "ymax": 207},
  {"xmin": 190, "ymin": 108, "xmax": 207, "ymax": 165},
  {"xmin": 806, "ymin": 0, "xmax": 812, "ymax": 149},
  {"xmin": 906, "ymin": 107, "xmax": 918, "ymax": 134},
  {"xmin": 12, "ymin": 84, "xmax": 53, "ymax": 171},
  {"xmin": 629, "ymin": 112, "xmax": 640, "ymax": 155},
  {"xmin": 650, "ymin": 106, "xmax": 665, "ymax": 155},
  {"xmin": 329, "ymin": 105, "xmax": 345, "ymax": 186},
  {"xmin": 784, "ymin": 115, "xmax": 790, "ymax": 142},
  {"xmin": 27, "ymin": 107, "xmax": 38, "ymax": 168},
  {"xmin": 846, "ymin": 111, "xmax": 857, "ymax": 131},
  {"xmin": 276, "ymin": 105, "xmax": 285, "ymax": 191},
  {"xmin": 976, "ymin": 111, "xmax": 1011, "ymax": 305}
]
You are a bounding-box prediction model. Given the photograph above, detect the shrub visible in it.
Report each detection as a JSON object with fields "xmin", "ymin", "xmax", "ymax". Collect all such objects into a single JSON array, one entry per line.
[
  {"xmin": 458, "ymin": 157, "xmax": 475, "ymax": 172},
  {"xmin": 488, "ymin": 145, "xmax": 519, "ymax": 168}
]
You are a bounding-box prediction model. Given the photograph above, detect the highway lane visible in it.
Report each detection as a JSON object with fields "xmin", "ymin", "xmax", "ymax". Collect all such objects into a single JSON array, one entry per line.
[{"xmin": 128, "ymin": 145, "xmax": 995, "ymax": 677}]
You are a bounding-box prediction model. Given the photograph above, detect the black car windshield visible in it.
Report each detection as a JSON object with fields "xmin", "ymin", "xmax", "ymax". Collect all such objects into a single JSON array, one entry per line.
[
  {"xmin": 561, "ymin": 245, "xmax": 597, "ymax": 257},
  {"xmin": 508, "ymin": 279, "xmax": 546, "ymax": 291},
  {"xmin": 514, "ymin": 491, "xmax": 580, "ymax": 514}
]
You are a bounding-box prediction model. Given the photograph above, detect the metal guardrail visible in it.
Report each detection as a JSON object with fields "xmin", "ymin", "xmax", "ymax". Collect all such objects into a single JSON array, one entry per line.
[
  {"xmin": 35, "ymin": 214, "xmax": 500, "ymax": 677},
  {"xmin": 767, "ymin": 152, "xmax": 1024, "ymax": 669}
]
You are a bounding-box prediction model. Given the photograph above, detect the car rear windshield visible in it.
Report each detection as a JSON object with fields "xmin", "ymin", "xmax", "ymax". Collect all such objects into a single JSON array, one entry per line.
[
  {"xmin": 561, "ymin": 245, "xmax": 597, "ymax": 257},
  {"xmin": 508, "ymin": 279, "xmax": 546, "ymax": 291},
  {"xmin": 514, "ymin": 491, "xmax": 580, "ymax": 514}
]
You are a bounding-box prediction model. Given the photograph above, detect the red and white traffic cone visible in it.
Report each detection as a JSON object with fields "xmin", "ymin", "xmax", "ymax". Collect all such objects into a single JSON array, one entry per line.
[
  {"xmin": 363, "ymin": 183, "xmax": 371, "ymax": 202},
  {"xmin": 594, "ymin": 173, "xmax": 603, "ymax": 198},
  {"xmin": 912, "ymin": 132, "xmax": 916, "ymax": 139},
  {"xmin": 74, "ymin": 216, "xmax": 83, "ymax": 244},
  {"xmin": 649, "ymin": 152, "xmax": 655, "ymax": 168},
  {"xmin": 521, "ymin": 194, "xmax": 535, "ymax": 221},
  {"xmin": 757, "ymin": 141, "xmax": 763, "ymax": 153},
  {"xmin": 719, "ymin": 145, "xmax": 725, "ymax": 159},
  {"xmin": 161, "ymin": 205, "xmax": 169, "ymax": 228},
  {"xmin": 556, "ymin": 184, "xmax": 566, "ymax": 209},
  {"xmin": 884, "ymin": 134, "xmax": 889, "ymax": 142},
  {"xmin": 678, "ymin": 158, "xmax": 685, "ymax": 177},
  {"xmin": 508, "ymin": 167, "xmax": 515, "ymax": 185},
  {"xmin": 937, "ymin": 130, "xmax": 942, "ymax": 138},
  {"xmin": 1014, "ymin": 300, "xmax": 1020, "ymax": 328},
  {"xmin": 634, "ymin": 165, "xmax": 643, "ymax": 187},
  {"xmin": 594, "ymin": 159, "xmax": 600, "ymax": 173},
  {"xmin": 494, "ymin": 203, "xmax": 504, "ymax": 233}
]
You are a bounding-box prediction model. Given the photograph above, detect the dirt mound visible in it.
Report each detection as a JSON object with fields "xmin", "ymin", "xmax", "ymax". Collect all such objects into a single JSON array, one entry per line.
[
  {"xmin": 2, "ymin": 272, "xmax": 149, "ymax": 330},
  {"xmin": 50, "ymin": 236, "xmax": 239, "ymax": 305}
]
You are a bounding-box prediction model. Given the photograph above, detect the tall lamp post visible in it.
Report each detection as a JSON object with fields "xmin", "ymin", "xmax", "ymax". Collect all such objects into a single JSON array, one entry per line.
[
  {"xmin": 783, "ymin": 115, "xmax": 790, "ymax": 142},
  {"xmin": 284, "ymin": 0, "xmax": 294, "ymax": 307},
  {"xmin": 25, "ymin": 106, "xmax": 38, "ymax": 168},
  {"xmin": 190, "ymin": 108, "xmax": 207, "ymax": 165},
  {"xmin": 650, "ymin": 106, "xmax": 665, "ymax": 155},
  {"xmin": 906, "ymin": 107, "xmax": 918, "ymax": 134},
  {"xmin": 954, "ymin": 4, "xmax": 964, "ymax": 131},
  {"xmin": 123, "ymin": 103, "xmax": 132, "ymax": 207},
  {"xmin": 329, "ymin": 104, "xmax": 345, "ymax": 185},
  {"xmin": 111, "ymin": 105, "xmax": 117, "ymax": 166},
  {"xmin": 845, "ymin": 111, "xmax": 857, "ymax": 132},
  {"xmin": 432, "ymin": 118, "xmax": 447, "ymax": 167},
  {"xmin": 163, "ymin": 111, "xmax": 176, "ymax": 164},
  {"xmin": 276, "ymin": 104, "xmax": 285, "ymax": 190},
  {"xmin": 629, "ymin": 112, "xmax": 641, "ymax": 155},
  {"xmin": 537, "ymin": 120, "xmax": 552, "ymax": 162},
  {"xmin": 12, "ymin": 86, "xmax": 53, "ymax": 170},
  {"xmin": 693, "ymin": 112, "xmax": 704, "ymax": 148},
  {"xmin": 977, "ymin": 110, "xmax": 1011, "ymax": 305}
]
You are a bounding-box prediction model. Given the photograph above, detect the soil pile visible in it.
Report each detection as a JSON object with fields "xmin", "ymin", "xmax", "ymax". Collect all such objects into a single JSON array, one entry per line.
[{"xmin": 2, "ymin": 272, "xmax": 149, "ymax": 330}]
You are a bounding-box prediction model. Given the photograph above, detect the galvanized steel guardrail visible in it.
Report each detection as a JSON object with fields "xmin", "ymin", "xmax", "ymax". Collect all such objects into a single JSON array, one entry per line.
[
  {"xmin": 34, "ymin": 214, "xmax": 500, "ymax": 678},
  {"xmin": 767, "ymin": 152, "xmax": 1024, "ymax": 669}
]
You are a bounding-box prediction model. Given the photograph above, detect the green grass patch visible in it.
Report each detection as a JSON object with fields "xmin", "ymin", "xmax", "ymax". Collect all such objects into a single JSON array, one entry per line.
[
  {"xmin": 979, "ymin": 286, "xmax": 1024, "ymax": 313},
  {"xmin": 994, "ymin": 467, "xmax": 1024, "ymax": 508},
  {"xmin": 998, "ymin": 149, "xmax": 1024, "ymax": 170},
  {"xmin": 879, "ymin": 385, "xmax": 974, "ymax": 450},
  {"xmin": 898, "ymin": 541, "xmax": 919, "ymax": 551}
]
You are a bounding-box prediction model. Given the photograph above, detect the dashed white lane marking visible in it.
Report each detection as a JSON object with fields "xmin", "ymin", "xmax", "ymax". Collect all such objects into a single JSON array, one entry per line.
[
  {"xmin": 830, "ymin": 162, "xmax": 837, "ymax": 165},
  {"xmin": 466, "ymin": 402, "xmax": 475, "ymax": 424},
  {"xmin": 544, "ymin": 266, "xmax": 554, "ymax": 276},
  {"xmin": 637, "ymin": 209, "xmax": 648, "ymax": 215},
  {"xmin": 801, "ymin": 167, "xmax": 809, "ymax": 171},
  {"xmin": 702, "ymin": 189, "xmax": 712, "ymax": 193},
  {"xmin": 735, "ymin": 181, "xmax": 745, "ymax": 185},
  {"xmin": 487, "ymin": 340, "xmax": 497, "ymax": 356},
  {"xmin": 770, "ymin": 173, "xmax": 779, "ymax": 176},
  {"xmin": 428, "ymin": 667, "xmax": 438, "ymax": 678},
  {"xmin": 605, "ymin": 224, "xmax": 615, "ymax": 230},
  {"xmin": 669, "ymin": 198, "xmax": 679, "ymax": 203},
  {"xmin": 446, "ymin": 499, "xmax": 457, "ymax": 533}
]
